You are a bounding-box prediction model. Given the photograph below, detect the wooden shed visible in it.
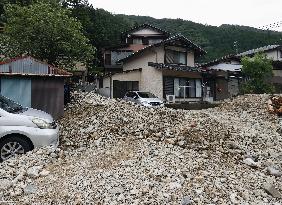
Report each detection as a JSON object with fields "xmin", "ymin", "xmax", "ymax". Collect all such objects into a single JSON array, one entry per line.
[{"xmin": 0, "ymin": 56, "xmax": 72, "ymax": 119}]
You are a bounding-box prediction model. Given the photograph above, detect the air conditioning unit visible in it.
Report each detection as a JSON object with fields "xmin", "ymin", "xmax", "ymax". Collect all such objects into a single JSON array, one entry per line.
[{"xmin": 166, "ymin": 95, "xmax": 175, "ymax": 103}]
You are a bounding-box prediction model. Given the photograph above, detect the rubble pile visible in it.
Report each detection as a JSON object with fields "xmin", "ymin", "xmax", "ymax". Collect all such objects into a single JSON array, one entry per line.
[
  {"xmin": 1, "ymin": 91, "xmax": 282, "ymax": 204},
  {"xmin": 268, "ymin": 96, "xmax": 282, "ymax": 116}
]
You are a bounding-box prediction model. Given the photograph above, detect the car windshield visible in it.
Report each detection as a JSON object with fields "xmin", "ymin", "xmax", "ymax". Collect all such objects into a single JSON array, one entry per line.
[
  {"xmin": 0, "ymin": 95, "xmax": 23, "ymax": 113},
  {"xmin": 137, "ymin": 92, "xmax": 156, "ymax": 98}
]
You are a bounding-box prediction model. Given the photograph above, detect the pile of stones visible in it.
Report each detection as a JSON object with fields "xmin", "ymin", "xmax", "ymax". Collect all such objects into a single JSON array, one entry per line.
[
  {"xmin": 1, "ymin": 92, "xmax": 282, "ymax": 204},
  {"xmin": 268, "ymin": 96, "xmax": 282, "ymax": 116}
]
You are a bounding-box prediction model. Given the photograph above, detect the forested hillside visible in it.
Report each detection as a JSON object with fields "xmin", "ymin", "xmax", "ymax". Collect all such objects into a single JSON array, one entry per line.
[
  {"xmin": 119, "ymin": 15, "xmax": 282, "ymax": 62},
  {"xmin": 1, "ymin": 0, "xmax": 282, "ymax": 64}
]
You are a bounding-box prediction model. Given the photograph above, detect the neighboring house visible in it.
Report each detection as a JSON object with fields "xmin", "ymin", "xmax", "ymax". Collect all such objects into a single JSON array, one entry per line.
[
  {"xmin": 0, "ymin": 56, "xmax": 72, "ymax": 119},
  {"xmin": 236, "ymin": 45, "xmax": 282, "ymax": 92},
  {"xmin": 200, "ymin": 45, "xmax": 282, "ymax": 99},
  {"xmin": 99, "ymin": 24, "xmax": 207, "ymax": 101},
  {"xmin": 200, "ymin": 55, "xmax": 242, "ymax": 101}
]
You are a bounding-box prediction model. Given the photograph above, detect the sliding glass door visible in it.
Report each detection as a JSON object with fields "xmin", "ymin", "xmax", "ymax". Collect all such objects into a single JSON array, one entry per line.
[{"xmin": 164, "ymin": 77, "xmax": 202, "ymax": 98}]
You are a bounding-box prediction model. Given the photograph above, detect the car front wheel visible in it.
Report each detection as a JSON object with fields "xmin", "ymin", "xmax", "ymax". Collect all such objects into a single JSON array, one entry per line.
[{"xmin": 0, "ymin": 135, "xmax": 32, "ymax": 162}]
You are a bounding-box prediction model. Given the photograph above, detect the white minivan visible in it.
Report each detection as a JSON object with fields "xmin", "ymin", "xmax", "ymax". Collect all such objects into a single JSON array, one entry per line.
[{"xmin": 0, "ymin": 95, "xmax": 59, "ymax": 162}]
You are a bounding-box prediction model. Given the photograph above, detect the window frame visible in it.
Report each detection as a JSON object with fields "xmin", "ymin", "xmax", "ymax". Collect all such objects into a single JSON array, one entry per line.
[
  {"xmin": 163, "ymin": 77, "xmax": 202, "ymax": 98},
  {"xmin": 164, "ymin": 49, "xmax": 187, "ymax": 65}
]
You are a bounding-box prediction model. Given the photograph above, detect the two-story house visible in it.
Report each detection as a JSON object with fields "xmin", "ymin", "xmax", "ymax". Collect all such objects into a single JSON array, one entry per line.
[
  {"xmin": 99, "ymin": 24, "xmax": 206, "ymax": 101},
  {"xmin": 103, "ymin": 24, "xmax": 170, "ymax": 73}
]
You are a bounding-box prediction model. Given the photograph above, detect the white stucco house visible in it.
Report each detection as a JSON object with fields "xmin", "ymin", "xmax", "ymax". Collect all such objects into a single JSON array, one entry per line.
[{"xmin": 98, "ymin": 24, "xmax": 207, "ymax": 101}]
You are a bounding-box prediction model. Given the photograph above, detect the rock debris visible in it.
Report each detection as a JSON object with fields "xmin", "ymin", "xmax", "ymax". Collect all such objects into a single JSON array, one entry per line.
[{"xmin": 0, "ymin": 92, "xmax": 282, "ymax": 204}]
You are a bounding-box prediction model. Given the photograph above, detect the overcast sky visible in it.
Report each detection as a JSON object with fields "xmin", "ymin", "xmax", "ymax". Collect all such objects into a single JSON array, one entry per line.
[{"xmin": 89, "ymin": 0, "xmax": 282, "ymax": 31}]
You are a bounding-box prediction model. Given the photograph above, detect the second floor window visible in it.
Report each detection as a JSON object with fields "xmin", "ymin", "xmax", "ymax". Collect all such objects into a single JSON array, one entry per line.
[{"xmin": 165, "ymin": 49, "xmax": 187, "ymax": 65}]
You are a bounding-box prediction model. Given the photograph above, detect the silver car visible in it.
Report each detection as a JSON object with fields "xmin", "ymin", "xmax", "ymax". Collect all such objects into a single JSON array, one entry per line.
[
  {"xmin": 0, "ymin": 95, "xmax": 59, "ymax": 162},
  {"xmin": 123, "ymin": 91, "xmax": 164, "ymax": 107}
]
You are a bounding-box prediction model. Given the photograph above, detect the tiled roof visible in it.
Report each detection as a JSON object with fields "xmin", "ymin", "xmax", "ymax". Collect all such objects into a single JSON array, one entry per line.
[
  {"xmin": 198, "ymin": 55, "xmax": 241, "ymax": 68},
  {"xmin": 199, "ymin": 44, "xmax": 282, "ymax": 69},
  {"xmin": 121, "ymin": 23, "xmax": 171, "ymax": 37},
  {"xmin": 117, "ymin": 34, "xmax": 206, "ymax": 63},
  {"xmin": 236, "ymin": 45, "xmax": 281, "ymax": 57}
]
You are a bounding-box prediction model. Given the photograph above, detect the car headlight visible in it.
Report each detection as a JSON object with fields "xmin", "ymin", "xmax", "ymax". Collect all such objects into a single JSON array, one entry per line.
[{"xmin": 32, "ymin": 118, "xmax": 52, "ymax": 129}]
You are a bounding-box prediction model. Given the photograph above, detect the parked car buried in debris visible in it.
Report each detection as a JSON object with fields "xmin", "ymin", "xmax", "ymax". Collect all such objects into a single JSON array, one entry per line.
[
  {"xmin": 124, "ymin": 91, "xmax": 164, "ymax": 107},
  {"xmin": 0, "ymin": 95, "xmax": 59, "ymax": 162}
]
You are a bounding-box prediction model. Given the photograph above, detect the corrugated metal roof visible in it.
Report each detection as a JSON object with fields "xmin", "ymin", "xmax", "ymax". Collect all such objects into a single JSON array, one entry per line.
[{"xmin": 0, "ymin": 56, "xmax": 72, "ymax": 77}]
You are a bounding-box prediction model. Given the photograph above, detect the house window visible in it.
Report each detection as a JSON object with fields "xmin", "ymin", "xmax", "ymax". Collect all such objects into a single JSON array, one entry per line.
[
  {"xmin": 105, "ymin": 54, "xmax": 111, "ymax": 65},
  {"xmin": 133, "ymin": 38, "xmax": 142, "ymax": 44},
  {"xmin": 280, "ymin": 50, "xmax": 282, "ymax": 58},
  {"xmin": 173, "ymin": 78, "xmax": 202, "ymax": 98},
  {"xmin": 165, "ymin": 49, "xmax": 187, "ymax": 65}
]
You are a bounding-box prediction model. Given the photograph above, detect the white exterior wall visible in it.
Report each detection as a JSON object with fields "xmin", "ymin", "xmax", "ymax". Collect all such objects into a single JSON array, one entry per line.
[
  {"xmin": 187, "ymin": 52, "xmax": 195, "ymax": 67},
  {"xmin": 103, "ymin": 45, "xmax": 198, "ymax": 100},
  {"xmin": 132, "ymin": 28, "xmax": 162, "ymax": 36},
  {"xmin": 123, "ymin": 47, "xmax": 164, "ymax": 99},
  {"xmin": 103, "ymin": 77, "xmax": 111, "ymax": 88}
]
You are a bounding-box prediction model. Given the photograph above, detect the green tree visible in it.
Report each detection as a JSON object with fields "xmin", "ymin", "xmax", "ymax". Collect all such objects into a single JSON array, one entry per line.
[
  {"xmin": 0, "ymin": 2, "xmax": 94, "ymax": 68},
  {"xmin": 240, "ymin": 53, "xmax": 274, "ymax": 94}
]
